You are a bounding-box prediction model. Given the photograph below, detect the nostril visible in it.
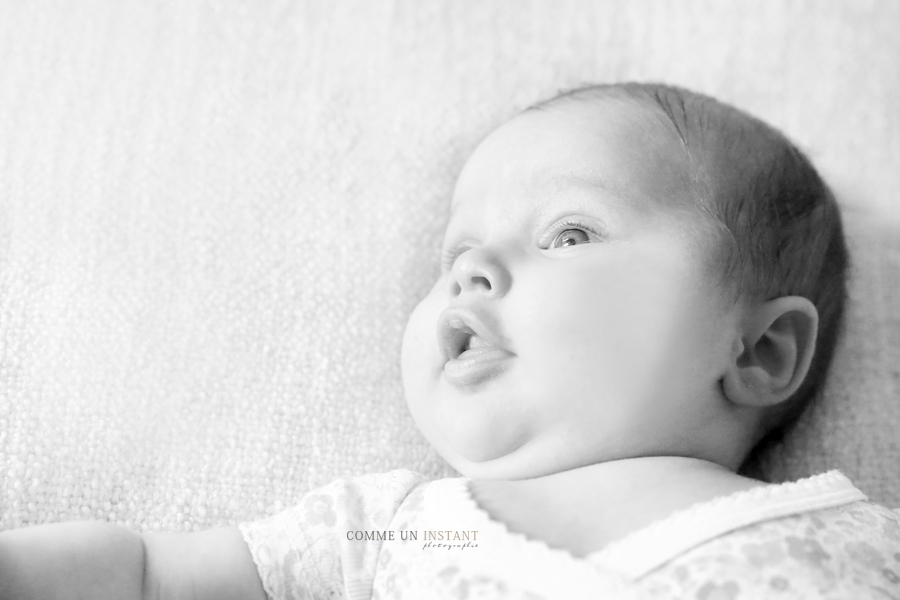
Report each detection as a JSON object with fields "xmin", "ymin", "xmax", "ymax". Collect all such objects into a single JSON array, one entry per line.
[
  {"xmin": 473, "ymin": 276, "xmax": 491, "ymax": 291},
  {"xmin": 449, "ymin": 281, "xmax": 462, "ymax": 296}
]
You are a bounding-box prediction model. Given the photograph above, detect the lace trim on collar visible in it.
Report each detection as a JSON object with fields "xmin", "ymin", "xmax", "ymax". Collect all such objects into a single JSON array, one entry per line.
[{"xmin": 442, "ymin": 470, "xmax": 865, "ymax": 582}]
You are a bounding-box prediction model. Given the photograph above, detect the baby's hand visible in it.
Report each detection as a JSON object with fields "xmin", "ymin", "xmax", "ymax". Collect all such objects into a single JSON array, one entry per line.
[{"xmin": 0, "ymin": 521, "xmax": 266, "ymax": 600}]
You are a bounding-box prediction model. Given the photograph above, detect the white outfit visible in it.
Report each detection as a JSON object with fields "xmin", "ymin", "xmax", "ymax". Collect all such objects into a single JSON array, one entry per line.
[{"xmin": 239, "ymin": 469, "xmax": 900, "ymax": 599}]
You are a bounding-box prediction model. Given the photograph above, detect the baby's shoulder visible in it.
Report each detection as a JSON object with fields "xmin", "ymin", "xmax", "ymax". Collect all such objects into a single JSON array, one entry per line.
[
  {"xmin": 799, "ymin": 499, "xmax": 900, "ymax": 541},
  {"xmin": 302, "ymin": 468, "xmax": 429, "ymax": 514},
  {"xmin": 642, "ymin": 501, "xmax": 900, "ymax": 598},
  {"xmin": 724, "ymin": 499, "xmax": 900, "ymax": 562},
  {"xmin": 238, "ymin": 470, "xmax": 432, "ymax": 600}
]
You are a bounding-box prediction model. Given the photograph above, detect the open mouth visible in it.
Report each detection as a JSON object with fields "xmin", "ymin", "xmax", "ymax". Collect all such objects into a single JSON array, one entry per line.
[
  {"xmin": 438, "ymin": 309, "xmax": 505, "ymax": 361},
  {"xmin": 437, "ymin": 308, "xmax": 514, "ymax": 387},
  {"xmin": 446, "ymin": 326, "xmax": 486, "ymax": 360},
  {"xmin": 453, "ymin": 331, "xmax": 496, "ymax": 358}
]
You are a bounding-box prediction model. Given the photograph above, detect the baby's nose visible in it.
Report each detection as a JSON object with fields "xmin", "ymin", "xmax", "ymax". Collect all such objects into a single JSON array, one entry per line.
[{"xmin": 448, "ymin": 247, "xmax": 510, "ymax": 299}]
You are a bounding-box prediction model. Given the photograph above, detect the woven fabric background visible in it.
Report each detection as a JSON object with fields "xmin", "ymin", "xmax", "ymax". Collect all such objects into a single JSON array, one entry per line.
[{"xmin": 1, "ymin": 0, "xmax": 898, "ymax": 532}]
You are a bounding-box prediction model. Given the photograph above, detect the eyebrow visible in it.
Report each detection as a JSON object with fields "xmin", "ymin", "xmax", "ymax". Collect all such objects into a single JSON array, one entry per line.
[
  {"xmin": 448, "ymin": 171, "xmax": 643, "ymax": 218},
  {"xmin": 541, "ymin": 173, "xmax": 642, "ymax": 207}
]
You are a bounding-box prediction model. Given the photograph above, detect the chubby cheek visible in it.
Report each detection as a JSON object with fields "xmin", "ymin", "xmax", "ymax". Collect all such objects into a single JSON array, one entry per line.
[
  {"xmin": 514, "ymin": 247, "xmax": 712, "ymax": 417},
  {"xmin": 401, "ymin": 280, "xmax": 534, "ymax": 467},
  {"xmin": 400, "ymin": 288, "xmax": 446, "ymax": 422}
]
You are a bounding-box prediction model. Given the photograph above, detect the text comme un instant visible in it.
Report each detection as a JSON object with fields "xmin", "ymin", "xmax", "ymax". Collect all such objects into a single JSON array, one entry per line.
[{"xmin": 347, "ymin": 530, "xmax": 478, "ymax": 542}]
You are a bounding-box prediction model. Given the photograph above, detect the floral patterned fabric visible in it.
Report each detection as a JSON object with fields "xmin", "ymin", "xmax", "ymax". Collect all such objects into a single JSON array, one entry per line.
[
  {"xmin": 238, "ymin": 470, "xmax": 900, "ymax": 599},
  {"xmin": 639, "ymin": 501, "xmax": 900, "ymax": 599}
]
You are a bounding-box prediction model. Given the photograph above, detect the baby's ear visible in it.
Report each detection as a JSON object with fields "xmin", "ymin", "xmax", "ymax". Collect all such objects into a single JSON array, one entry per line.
[{"xmin": 722, "ymin": 296, "xmax": 819, "ymax": 409}]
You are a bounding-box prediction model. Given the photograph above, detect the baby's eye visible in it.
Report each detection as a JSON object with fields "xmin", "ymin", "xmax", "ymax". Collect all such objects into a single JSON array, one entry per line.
[
  {"xmin": 541, "ymin": 219, "xmax": 603, "ymax": 251},
  {"xmin": 551, "ymin": 228, "xmax": 591, "ymax": 248}
]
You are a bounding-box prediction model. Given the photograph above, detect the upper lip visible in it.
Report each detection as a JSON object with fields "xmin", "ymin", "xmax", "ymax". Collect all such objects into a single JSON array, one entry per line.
[{"xmin": 436, "ymin": 306, "xmax": 512, "ymax": 362}]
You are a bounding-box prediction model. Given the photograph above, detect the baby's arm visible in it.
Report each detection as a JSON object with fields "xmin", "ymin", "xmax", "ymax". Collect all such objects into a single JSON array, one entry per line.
[{"xmin": 0, "ymin": 521, "xmax": 267, "ymax": 600}]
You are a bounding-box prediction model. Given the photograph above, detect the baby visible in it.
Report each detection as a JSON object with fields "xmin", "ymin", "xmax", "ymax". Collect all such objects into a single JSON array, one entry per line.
[{"xmin": 2, "ymin": 82, "xmax": 899, "ymax": 599}]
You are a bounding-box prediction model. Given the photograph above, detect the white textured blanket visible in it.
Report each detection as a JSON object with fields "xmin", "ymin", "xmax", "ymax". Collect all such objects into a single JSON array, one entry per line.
[{"xmin": 1, "ymin": 0, "xmax": 898, "ymax": 532}]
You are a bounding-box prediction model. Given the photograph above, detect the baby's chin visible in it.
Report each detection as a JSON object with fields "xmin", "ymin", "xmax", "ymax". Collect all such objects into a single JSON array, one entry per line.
[
  {"xmin": 439, "ymin": 447, "xmax": 533, "ymax": 480},
  {"xmin": 440, "ymin": 430, "xmax": 529, "ymax": 475},
  {"xmin": 441, "ymin": 445, "xmax": 582, "ymax": 481},
  {"xmin": 426, "ymin": 413, "xmax": 654, "ymax": 481},
  {"xmin": 421, "ymin": 396, "xmax": 538, "ymax": 472},
  {"xmin": 408, "ymin": 408, "xmax": 532, "ymax": 480},
  {"xmin": 428, "ymin": 426, "xmax": 584, "ymax": 481}
]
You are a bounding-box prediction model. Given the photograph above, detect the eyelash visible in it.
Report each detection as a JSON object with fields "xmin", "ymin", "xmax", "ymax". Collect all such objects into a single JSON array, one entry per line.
[
  {"xmin": 542, "ymin": 219, "xmax": 603, "ymax": 249},
  {"xmin": 440, "ymin": 219, "xmax": 604, "ymax": 271}
]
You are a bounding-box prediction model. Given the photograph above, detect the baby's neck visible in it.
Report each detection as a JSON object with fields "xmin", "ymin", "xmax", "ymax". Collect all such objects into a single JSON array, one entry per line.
[
  {"xmin": 526, "ymin": 455, "xmax": 758, "ymax": 491},
  {"xmin": 468, "ymin": 456, "xmax": 766, "ymax": 558}
]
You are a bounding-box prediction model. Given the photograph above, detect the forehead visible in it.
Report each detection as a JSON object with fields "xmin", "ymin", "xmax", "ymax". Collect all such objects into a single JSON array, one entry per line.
[{"xmin": 450, "ymin": 99, "xmax": 698, "ymax": 220}]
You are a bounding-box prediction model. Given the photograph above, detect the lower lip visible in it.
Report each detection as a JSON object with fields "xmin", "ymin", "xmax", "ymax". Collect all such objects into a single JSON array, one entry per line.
[{"xmin": 442, "ymin": 347, "xmax": 514, "ymax": 388}]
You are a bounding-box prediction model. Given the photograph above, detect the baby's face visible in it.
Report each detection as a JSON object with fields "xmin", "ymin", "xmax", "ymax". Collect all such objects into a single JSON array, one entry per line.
[{"xmin": 402, "ymin": 99, "xmax": 741, "ymax": 480}]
